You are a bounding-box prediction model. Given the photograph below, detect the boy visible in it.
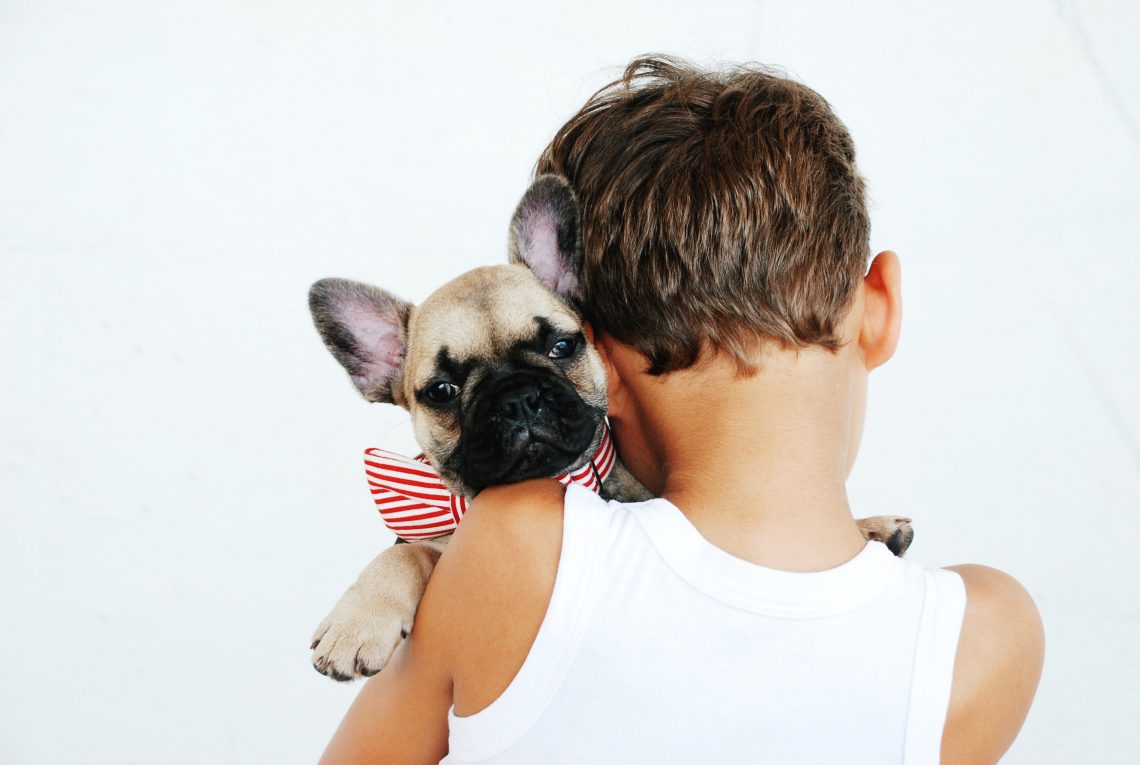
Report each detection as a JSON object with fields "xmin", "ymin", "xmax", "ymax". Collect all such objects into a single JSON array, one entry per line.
[{"xmin": 321, "ymin": 56, "xmax": 1043, "ymax": 764}]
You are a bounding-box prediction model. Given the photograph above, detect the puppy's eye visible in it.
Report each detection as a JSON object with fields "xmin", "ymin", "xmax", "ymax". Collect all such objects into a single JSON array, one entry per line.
[
  {"xmin": 549, "ymin": 337, "xmax": 579, "ymax": 360},
  {"xmin": 425, "ymin": 381, "xmax": 460, "ymax": 403}
]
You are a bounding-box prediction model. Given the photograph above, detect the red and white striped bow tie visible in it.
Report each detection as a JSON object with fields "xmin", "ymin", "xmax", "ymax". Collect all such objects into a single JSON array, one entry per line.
[{"xmin": 363, "ymin": 425, "xmax": 616, "ymax": 541}]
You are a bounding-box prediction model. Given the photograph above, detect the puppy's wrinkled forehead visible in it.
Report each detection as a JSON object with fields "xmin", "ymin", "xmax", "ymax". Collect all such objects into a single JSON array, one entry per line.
[{"xmin": 405, "ymin": 263, "xmax": 579, "ymax": 385}]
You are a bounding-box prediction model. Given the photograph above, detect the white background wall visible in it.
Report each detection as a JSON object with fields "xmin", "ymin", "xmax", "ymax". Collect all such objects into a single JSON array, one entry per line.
[{"xmin": 1, "ymin": 1, "xmax": 1137, "ymax": 762}]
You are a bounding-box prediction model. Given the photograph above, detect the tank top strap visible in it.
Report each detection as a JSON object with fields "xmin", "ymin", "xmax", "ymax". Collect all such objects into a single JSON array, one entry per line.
[
  {"xmin": 445, "ymin": 483, "xmax": 613, "ymax": 761},
  {"xmin": 902, "ymin": 566, "xmax": 968, "ymax": 764}
]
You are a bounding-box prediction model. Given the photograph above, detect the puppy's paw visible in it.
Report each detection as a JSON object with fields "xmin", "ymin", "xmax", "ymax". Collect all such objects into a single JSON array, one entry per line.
[
  {"xmin": 856, "ymin": 515, "xmax": 915, "ymax": 557},
  {"xmin": 309, "ymin": 590, "xmax": 413, "ymax": 682}
]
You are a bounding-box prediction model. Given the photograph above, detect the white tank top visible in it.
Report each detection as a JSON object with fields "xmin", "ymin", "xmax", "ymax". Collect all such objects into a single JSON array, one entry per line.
[{"xmin": 441, "ymin": 484, "xmax": 967, "ymax": 764}]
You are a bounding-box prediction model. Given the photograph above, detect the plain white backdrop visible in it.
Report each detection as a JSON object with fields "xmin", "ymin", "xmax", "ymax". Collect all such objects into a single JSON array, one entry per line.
[{"xmin": 1, "ymin": 0, "xmax": 1137, "ymax": 762}]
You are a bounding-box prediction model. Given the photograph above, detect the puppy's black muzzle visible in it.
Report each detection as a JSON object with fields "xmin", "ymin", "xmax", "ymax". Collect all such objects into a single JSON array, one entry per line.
[
  {"xmin": 456, "ymin": 369, "xmax": 599, "ymax": 492},
  {"xmin": 493, "ymin": 378, "xmax": 546, "ymax": 430}
]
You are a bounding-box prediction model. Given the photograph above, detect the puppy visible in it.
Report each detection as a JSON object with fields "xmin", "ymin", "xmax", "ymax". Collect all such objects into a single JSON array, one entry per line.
[{"xmin": 307, "ymin": 175, "xmax": 914, "ymax": 681}]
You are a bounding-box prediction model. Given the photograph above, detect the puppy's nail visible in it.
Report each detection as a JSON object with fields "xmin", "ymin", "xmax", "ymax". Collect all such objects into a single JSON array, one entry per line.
[
  {"xmin": 310, "ymin": 639, "xmax": 320, "ymax": 650},
  {"xmin": 356, "ymin": 656, "xmax": 381, "ymax": 677},
  {"xmin": 328, "ymin": 667, "xmax": 354, "ymax": 683}
]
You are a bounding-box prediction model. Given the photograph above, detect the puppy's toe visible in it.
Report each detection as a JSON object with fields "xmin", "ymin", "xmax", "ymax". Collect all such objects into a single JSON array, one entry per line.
[
  {"xmin": 322, "ymin": 634, "xmax": 366, "ymax": 682},
  {"xmin": 351, "ymin": 638, "xmax": 396, "ymax": 679},
  {"xmin": 311, "ymin": 632, "xmax": 353, "ymax": 682},
  {"xmin": 310, "ymin": 618, "xmax": 331, "ymax": 651},
  {"xmin": 353, "ymin": 623, "xmax": 407, "ymax": 678}
]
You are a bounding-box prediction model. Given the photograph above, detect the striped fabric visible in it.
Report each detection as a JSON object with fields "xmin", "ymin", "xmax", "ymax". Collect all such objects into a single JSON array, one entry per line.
[{"xmin": 364, "ymin": 425, "xmax": 616, "ymax": 541}]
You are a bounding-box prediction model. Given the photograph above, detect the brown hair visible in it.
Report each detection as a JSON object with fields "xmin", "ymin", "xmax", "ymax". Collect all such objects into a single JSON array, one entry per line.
[{"xmin": 535, "ymin": 55, "xmax": 871, "ymax": 375}]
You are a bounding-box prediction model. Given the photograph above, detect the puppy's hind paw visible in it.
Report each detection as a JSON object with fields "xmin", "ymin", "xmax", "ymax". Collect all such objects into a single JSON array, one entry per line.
[
  {"xmin": 885, "ymin": 521, "xmax": 915, "ymax": 557},
  {"xmin": 855, "ymin": 515, "xmax": 915, "ymax": 557}
]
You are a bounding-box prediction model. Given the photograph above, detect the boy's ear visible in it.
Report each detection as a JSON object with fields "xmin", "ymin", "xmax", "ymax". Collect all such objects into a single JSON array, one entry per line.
[
  {"xmin": 858, "ymin": 250, "xmax": 902, "ymax": 370},
  {"xmin": 308, "ymin": 277, "xmax": 414, "ymax": 403},
  {"xmin": 587, "ymin": 324, "xmax": 630, "ymax": 419},
  {"xmin": 508, "ymin": 174, "xmax": 583, "ymax": 303}
]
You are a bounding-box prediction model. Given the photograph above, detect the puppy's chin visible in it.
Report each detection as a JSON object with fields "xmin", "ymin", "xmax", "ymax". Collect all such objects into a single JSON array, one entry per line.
[
  {"xmin": 466, "ymin": 443, "xmax": 585, "ymax": 495},
  {"xmin": 459, "ymin": 418, "xmax": 598, "ymax": 493},
  {"xmin": 451, "ymin": 370, "xmax": 601, "ymax": 494},
  {"xmin": 505, "ymin": 430, "xmax": 586, "ymax": 478}
]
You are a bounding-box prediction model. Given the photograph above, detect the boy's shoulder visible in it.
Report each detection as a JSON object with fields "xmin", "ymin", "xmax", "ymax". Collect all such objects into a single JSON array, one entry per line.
[
  {"xmin": 941, "ymin": 564, "xmax": 1044, "ymax": 763},
  {"xmin": 422, "ymin": 479, "xmax": 566, "ymax": 715}
]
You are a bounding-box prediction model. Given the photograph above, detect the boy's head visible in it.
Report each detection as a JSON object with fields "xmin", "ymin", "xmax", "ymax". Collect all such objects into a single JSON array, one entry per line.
[
  {"xmin": 536, "ymin": 55, "xmax": 901, "ymax": 487},
  {"xmin": 535, "ymin": 55, "xmax": 872, "ymax": 376}
]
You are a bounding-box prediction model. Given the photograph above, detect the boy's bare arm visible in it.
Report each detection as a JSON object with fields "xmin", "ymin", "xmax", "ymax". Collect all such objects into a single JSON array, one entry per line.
[
  {"xmin": 941, "ymin": 565, "xmax": 1045, "ymax": 764},
  {"xmin": 317, "ymin": 616, "xmax": 451, "ymax": 765},
  {"xmin": 318, "ymin": 479, "xmax": 565, "ymax": 764}
]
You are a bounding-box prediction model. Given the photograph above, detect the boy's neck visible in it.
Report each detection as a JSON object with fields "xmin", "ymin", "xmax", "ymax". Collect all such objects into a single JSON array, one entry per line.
[{"xmin": 611, "ymin": 344, "xmax": 869, "ymax": 572}]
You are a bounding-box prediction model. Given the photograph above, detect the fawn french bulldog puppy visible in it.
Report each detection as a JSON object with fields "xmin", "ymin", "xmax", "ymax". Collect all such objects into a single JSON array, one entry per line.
[{"xmin": 307, "ymin": 175, "xmax": 914, "ymax": 681}]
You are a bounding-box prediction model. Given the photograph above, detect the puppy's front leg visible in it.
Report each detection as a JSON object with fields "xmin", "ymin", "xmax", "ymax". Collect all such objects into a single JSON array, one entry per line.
[{"xmin": 310, "ymin": 536, "xmax": 450, "ymax": 681}]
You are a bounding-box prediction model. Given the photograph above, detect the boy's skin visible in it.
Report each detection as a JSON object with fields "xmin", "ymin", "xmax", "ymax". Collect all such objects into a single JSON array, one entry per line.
[{"xmin": 321, "ymin": 250, "xmax": 1045, "ymax": 765}]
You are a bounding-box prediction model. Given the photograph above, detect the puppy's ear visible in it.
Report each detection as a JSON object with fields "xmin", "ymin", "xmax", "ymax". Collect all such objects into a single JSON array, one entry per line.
[
  {"xmin": 308, "ymin": 278, "xmax": 413, "ymax": 404},
  {"xmin": 508, "ymin": 174, "xmax": 583, "ymax": 303}
]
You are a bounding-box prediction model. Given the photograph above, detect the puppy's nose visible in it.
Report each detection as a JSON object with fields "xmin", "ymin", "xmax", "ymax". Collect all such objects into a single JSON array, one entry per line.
[{"xmin": 495, "ymin": 387, "xmax": 543, "ymax": 424}]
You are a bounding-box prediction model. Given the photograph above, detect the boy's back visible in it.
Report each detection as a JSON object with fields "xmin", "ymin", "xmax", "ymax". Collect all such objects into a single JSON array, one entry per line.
[{"xmin": 441, "ymin": 486, "xmax": 966, "ymax": 764}]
